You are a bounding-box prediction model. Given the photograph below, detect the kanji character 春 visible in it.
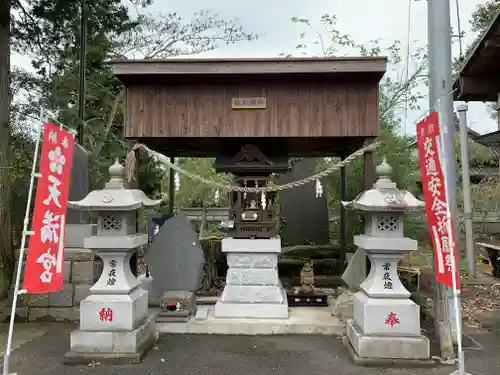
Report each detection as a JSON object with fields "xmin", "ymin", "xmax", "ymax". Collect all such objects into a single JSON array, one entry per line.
[
  {"xmin": 40, "ymin": 210, "xmax": 60, "ymax": 244},
  {"xmin": 384, "ymin": 312, "xmax": 400, "ymax": 327}
]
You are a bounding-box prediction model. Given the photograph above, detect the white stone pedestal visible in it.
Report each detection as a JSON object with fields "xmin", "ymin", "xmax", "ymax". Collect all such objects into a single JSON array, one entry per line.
[
  {"xmin": 214, "ymin": 237, "xmax": 289, "ymax": 319},
  {"xmin": 346, "ymin": 249, "xmax": 431, "ymax": 364},
  {"xmin": 65, "ymin": 248, "xmax": 157, "ymax": 364}
]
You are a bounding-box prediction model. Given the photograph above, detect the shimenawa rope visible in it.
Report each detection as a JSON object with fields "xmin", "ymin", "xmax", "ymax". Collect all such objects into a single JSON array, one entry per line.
[{"xmin": 125, "ymin": 141, "xmax": 382, "ymax": 193}]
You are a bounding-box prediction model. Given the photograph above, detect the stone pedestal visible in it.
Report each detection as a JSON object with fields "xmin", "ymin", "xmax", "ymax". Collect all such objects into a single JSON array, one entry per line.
[
  {"xmin": 214, "ymin": 237, "xmax": 289, "ymax": 319},
  {"xmin": 66, "ymin": 247, "xmax": 156, "ymax": 364}
]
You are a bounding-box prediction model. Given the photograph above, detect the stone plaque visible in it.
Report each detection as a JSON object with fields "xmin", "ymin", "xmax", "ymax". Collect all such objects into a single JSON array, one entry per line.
[
  {"xmin": 145, "ymin": 212, "xmax": 205, "ymax": 292},
  {"xmin": 278, "ymin": 158, "xmax": 329, "ymax": 246}
]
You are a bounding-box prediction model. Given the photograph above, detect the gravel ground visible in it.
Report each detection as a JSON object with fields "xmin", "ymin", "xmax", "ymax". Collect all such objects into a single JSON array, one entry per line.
[{"xmin": 6, "ymin": 323, "xmax": 499, "ymax": 375}]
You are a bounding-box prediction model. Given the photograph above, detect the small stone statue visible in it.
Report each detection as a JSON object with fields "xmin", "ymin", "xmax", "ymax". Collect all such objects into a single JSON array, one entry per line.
[{"xmin": 299, "ymin": 260, "xmax": 315, "ymax": 294}]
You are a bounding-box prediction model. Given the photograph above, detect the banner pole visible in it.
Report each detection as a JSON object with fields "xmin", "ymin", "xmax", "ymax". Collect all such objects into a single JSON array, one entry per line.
[
  {"xmin": 437, "ymin": 106, "xmax": 465, "ymax": 375},
  {"xmin": 2, "ymin": 112, "xmax": 45, "ymax": 375}
]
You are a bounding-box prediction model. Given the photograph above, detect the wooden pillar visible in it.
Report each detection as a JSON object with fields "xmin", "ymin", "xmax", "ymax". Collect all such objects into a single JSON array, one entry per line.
[
  {"xmin": 364, "ymin": 148, "xmax": 376, "ymax": 276},
  {"xmin": 339, "ymin": 155, "xmax": 346, "ymax": 273},
  {"xmin": 130, "ymin": 146, "xmax": 140, "ymax": 277},
  {"xmin": 363, "ymin": 150, "xmax": 376, "ymax": 190},
  {"xmin": 168, "ymin": 157, "xmax": 175, "ymax": 217}
]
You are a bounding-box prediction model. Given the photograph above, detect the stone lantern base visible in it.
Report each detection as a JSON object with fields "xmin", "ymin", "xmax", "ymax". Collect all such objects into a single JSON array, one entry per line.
[
  {"xmin": 346, "ymin": 320, "xmax": 432, "ymax": 366},
  {"xmin": 64, "ymin": 313, "xmax": 157, "ymax": 365},
  {"xmin": 64, "ymin": 255, "xmax": 158, "ymax": 364},
  {"xmin": 345, "ymin": 291, "xmax": 432, "ymax": 365}
]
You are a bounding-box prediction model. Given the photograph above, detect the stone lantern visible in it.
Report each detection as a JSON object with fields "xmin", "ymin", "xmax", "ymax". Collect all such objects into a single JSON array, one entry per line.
[
  {"xmin": 64, "ymin": 160, "xmax": 161, "ymax": 364},
  {"xmin": 342, "ymin": 159, "xmax": 431, "ymax": 364}
]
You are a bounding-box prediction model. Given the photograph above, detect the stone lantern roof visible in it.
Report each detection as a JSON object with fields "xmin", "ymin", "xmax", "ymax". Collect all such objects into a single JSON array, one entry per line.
[
  {"xmin": 342, "ymin": 158, "xmax": 424, "ymax": 213},
  {"xmin": 68, "ymin": 159, "xmax": 161, "ymax": 211}
]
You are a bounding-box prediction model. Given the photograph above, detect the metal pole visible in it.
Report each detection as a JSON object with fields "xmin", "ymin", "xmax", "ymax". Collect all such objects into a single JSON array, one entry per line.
[
  {"xmin": 427, "ymin": 0, "xmax": 456, "ymax": 358},
  {"xmin": 168, "ymin": 157, "xmax": 175, "ymax": 217},
  {"xmin": 457, "ymin": 104, "xmax": 475, "ymax": 279},
  {"xmin": 77, "ymin": 1, "xmax": 87, "ymax": 144},
  {"xmin": 339, "ymin": 157, "xmax": 346, "ymax": 273},
  {"xmin": 3, "ymin": 112, "xmax": 44, "ymax": 375}
]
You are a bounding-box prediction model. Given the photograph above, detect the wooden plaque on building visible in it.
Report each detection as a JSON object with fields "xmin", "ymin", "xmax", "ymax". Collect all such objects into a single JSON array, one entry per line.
[{"xmin": 231, "ymin": 97, "xmax": 266, "ymax": 109}]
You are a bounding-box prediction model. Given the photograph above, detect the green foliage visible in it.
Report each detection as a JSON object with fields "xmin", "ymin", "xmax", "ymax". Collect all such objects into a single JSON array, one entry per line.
[
  {"xmin": 4, "ymin": 1, "xmax": 258, "ymax": 294},
  {"xmin": 470, "ymin": 0, "xmax": 500, "ymax": 33},
  {"xmin": 175, "ymin": 158, "xmax": 232, "ymax": 208},
  {"xmin": 285, "ymin": 14, "xmax": 425, "ymax": 242}
]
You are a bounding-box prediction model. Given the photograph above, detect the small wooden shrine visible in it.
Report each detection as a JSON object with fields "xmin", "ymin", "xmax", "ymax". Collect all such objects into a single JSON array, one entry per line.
[
  {"xmin": 214, "ymin": 144, "xmax": 289, "ymax": 238},
  {"xmin": 111, "ymin": 57, "xmax": 387, "ymax": 275}
]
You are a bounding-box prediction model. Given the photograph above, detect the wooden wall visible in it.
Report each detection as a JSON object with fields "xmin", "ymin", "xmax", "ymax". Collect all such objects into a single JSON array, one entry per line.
[{"xmin": 124, "ymin": 80, "xmax": 379, "ymax": 138}]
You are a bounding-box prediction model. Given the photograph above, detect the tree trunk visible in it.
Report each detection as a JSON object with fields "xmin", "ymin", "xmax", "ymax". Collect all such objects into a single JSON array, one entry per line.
[{"xmin": 0, "ymin": 0, "xmax": 13, "ymax": 298}]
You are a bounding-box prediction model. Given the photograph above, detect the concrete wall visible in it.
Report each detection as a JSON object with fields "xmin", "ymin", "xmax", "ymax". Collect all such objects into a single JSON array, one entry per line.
[{"xmin": 9, "ymin": 248, "xmax": 101, "ymax": 322}]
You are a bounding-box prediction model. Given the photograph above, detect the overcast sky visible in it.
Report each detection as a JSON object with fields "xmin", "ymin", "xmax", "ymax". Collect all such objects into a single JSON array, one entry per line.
[{"xmin": 11, "ymin": 0, "xmax": 497, "ymax": 135}]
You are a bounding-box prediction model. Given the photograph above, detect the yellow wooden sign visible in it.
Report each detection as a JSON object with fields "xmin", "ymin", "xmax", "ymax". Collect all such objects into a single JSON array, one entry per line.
[{"xmin": 232, "ymin": 97, "xmax": 267, "ymax": 109}]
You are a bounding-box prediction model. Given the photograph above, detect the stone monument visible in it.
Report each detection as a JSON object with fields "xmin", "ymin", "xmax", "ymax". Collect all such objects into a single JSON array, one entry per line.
[
  {"xmin": 64, "ymin": 160, "xmax": 161, "ymax": 364},
  {"xmin": 145, "ymin": 212, "xmax": 205, "ymax": 322},
  {"xmin": 342, "ymin": 159, "xmax": 431, "ymax": 365}
]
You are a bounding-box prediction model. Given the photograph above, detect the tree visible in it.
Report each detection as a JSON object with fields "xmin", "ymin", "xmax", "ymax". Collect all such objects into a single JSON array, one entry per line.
[
  {"xmin": 0, "ymin": 0, "xmax": 12, "ymax": 297},
  {"xmin": 470, "ymin": 0, "xmax": 500, "ymax": 33},
  {"xmin": 281, "ymin": 14, "xmax": 425, "ymax": 242},
  {"xmin": 3, "ymin": 3, "xmax": 257, "ymax": 291}
]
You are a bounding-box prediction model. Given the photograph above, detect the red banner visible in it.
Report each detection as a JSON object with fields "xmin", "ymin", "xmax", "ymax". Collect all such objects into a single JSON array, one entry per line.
[
  {"xmin": 417, "ymin": 112, "xmax": 460, "ymax": 289},
  {"xmin": 23, "ymin": 123, "xmax": 74, "ymax": 294}
]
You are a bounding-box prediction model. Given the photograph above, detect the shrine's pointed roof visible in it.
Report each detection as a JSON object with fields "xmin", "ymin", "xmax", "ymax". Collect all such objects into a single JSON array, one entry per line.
[
  {"xmin": 342, "ymin": 158, "xmax": 424, "ymax": 212},
  {"xmin": 68, "ymin": 159, "xmax": 161, "ymax": 211}
]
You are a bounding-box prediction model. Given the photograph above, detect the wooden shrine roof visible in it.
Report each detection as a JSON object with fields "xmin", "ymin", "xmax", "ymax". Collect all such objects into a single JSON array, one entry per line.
[
  {"xmin": 453, "ymin": 9, "xmax": 500, "ymax": 102},
  {"xmin": 110, "ymin": 57, "xmax": 387, "ymax": 84}
]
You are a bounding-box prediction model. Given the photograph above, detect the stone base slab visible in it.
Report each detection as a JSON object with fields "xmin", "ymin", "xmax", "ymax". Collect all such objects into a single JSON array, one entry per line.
[
  {"xmin": 346, "ymin": 319, "xmax": 431, "ymax": 364},
  {"xmin": 65, "ymin": 313, "xmax": 157, "ymax": 365},
  {"xmin": 158, "ymin": 305, "xmax": 342, "ymax": 335},
  {"xmin": 214, "ymin": 301, "xmax": 289, "ymax": 319}
]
